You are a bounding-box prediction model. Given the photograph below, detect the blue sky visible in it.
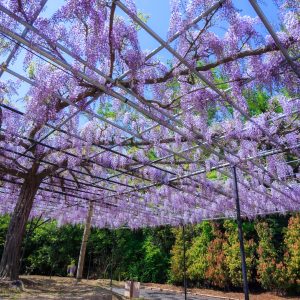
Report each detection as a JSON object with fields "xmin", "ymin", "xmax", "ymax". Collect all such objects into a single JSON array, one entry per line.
[{"xmin": 132, "ymin": 1, "xmax": 279, "ymax": 51}]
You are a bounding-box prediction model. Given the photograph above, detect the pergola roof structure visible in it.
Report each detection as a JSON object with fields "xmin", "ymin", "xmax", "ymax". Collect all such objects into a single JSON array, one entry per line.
[{"xmin": 0, "ymin": 0, "xmax": 299, "ymax": 229}]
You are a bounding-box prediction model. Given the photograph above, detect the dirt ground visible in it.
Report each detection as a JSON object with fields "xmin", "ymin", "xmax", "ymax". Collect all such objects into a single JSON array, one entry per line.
[
  {"xmin": 0, "ymin": 275, "xmax": 123, "ymax": 300},
  {"xmin": 0, "ymin": 276, "xmax": 298, "ymax": 300}
]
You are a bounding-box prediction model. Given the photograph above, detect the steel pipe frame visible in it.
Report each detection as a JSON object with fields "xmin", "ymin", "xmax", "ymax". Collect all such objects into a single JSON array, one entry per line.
[
  {"xmin": 0, "ymin": 2, "xmax": 297, "ymax": 195},
  {"xmin": 0, "ymin": 1, "xmax": 229, "ymax": 181},
  {"xmin": 0, "ymin": 30, "xmax": 218, "ymax": 197},
  {"xmin": 1, "ymin": 120, "xmax": 239, "ymax": 221},
  {"xmin": 0, "ymin": 5, "xmax": 298, "ymax": 206},
  {"xmin": 0, "ymin": 4, "xmax": 283, "ymax": 185},
  {"xmin": 3, "ymin": 134, "xmax": 295, "ymax": 225},
  {"xmin": 0, "ymin": 21, "xmax": 256, "ymax": 185},
  {"xmin": 0, "ymin": 59, "xmax": 296, "ymax": 227},
  {"xmin": 0, "ymin": 184, "xmax": 292, "ymax": 227},
  {"xmin": 114, "ymin": 0, "xmax": 299, "ymax": 288},
  {"xmin": 103, "ymin": 106, "xmax": 300, "ymax": 180},
  {"xmin": 0, "ymin": 65, "xmax": 253, "ymax": 209},
  {"xmin": 0, "ymin": 30, "xmax": 295, "ymax": 207},
  {"xmin": 116, "ymin": 0, "xmax": 299, "ymax": 155},
  {"xmin": 182, "ymin": 224, "xmax": 187, "ymax": 300},
  {"xmin": 115, "ymin": 0, "xmax": 300, "ymax": 198},
  {"xmin": 38, "ymin": 4, "xmax": 300, "ymax": 201},
  {"xmin": 42, "ymin": 2, "xmax": 232, "ymax": 178},
  {"xmin": 0, "ymin": 178, "xmax": 184, "ymax": 223},
  {"xmin": 1, "ymin": 64, "xmax": 298, "ymax": 215},
  {"xmin": 0, "ymin": 7, "xmax": 296, "ymax": 203},
  {"xmin": 0, "ymin": 140, "xmax": 239, "ymax": 223},
  {"xmin": 0, "ymin": 99, "xmax": 218, "ymax": 204},
  {"xmin": 0, "ymin": 177, "xmax": 232, "ymax": 225},
  {"xmin": 1, "ymin": 0, "xmax": 270, "ymax": 167},
  {"xmin": 115, "ymin": 0, "xmax": 300, "ymax": 167},
  {"xmin": 2, "ymin": 110, "xmax": 295, "ymax": 218}
]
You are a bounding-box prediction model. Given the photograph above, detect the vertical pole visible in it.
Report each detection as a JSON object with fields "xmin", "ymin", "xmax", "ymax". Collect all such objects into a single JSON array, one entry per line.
[
  {"xmin": 110, "ymin": 229, "xmax": 114, "ymax": 294},
  {"xmin": 182, "ymin": 225, "xmax": 187, "ymax": 300},
  {"xmin": 87, "ymin": 250, "xmax": 92, "ymax": 279},
  {"xmin": 130, "ymin": 280, "xmax": 134, "ymax": 298},
  {"xmin": 110, "ymin": 261, "xmax": 113, "ymax": 289},
  {"xmin": 232, "ymin": 166, "xmax": 250, "ymax": 300}
]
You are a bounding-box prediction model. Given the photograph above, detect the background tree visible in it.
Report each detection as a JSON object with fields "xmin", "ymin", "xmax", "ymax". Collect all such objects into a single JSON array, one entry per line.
[
  {"xmin": 284, "ymin": 213, "xmax": 300, "ymax": 292},
  {"xmin": 186, "ymin": 221, "xmax": 213, "ymax": 285},
  {"xmin": 223, "ymin": 220, "xmax": 256, "ymax": 288},
  {"xmin": 205, "ymin": 223, "xmax": 230, "ymax": 289},
  {"xmin": 255, "ymin": 219, "xmax": 289, "ymax": 293},
  {"xmin": 169, "ymin": 226, "xmax": 193, "ymax": 284}
]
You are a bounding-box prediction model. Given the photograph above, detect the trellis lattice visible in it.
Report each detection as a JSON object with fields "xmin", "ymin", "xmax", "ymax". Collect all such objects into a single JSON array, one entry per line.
[{"xmin": 0, "ymin": 0, "xmax": 299, "ymax": 230}]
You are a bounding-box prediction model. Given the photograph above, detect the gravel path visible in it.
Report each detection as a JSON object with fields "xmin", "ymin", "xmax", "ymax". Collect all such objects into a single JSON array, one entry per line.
[{"xmin": 112, "ymin": 286, "xmax": 229, "ymax": 300}]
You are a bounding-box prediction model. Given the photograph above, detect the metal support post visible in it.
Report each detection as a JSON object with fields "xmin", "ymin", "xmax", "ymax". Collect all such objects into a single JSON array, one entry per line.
[
  {"xmin": 87, "ymin": 250, "xmax": 92, "ymax": 279},
  {"xmin": 232, "ymin": 166, "xmax": 250, "ymax": 300},
  {"xmin": 110, "ymin": 230, "xmax": 113, "ymax": 290},
  {"xmin": 182, "ymin": 225, "xmax": 187, "ymax": 300}
]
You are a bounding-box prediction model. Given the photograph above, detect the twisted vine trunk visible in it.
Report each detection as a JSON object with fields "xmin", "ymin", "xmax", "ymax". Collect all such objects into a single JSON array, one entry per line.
[
  {"xmin": 0, "ymin": 177, "xmax": 40, "ymax": 280},
  {"xmin": 76, "ymin": 201, "xmax": 93, "ymax": 281}
]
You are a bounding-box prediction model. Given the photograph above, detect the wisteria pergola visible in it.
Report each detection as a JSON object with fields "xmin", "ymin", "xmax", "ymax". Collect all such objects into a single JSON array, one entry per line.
[{"xmin": 0, "ymin": 0, "xmax": 299, "ymax": 297}]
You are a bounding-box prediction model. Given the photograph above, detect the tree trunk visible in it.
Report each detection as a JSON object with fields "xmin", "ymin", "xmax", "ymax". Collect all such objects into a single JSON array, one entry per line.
[
  {"xmin": 0, "ymin": 177, "xmax": 40, "ymax": 280},
  {"xmin": 76, "ymin": 201, "xmax": 93, "ymax": 281}
]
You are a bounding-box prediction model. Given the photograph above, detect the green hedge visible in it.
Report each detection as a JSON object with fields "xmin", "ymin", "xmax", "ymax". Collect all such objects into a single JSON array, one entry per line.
[{"xmin": 0, "ymin": 213, "xmax": 299, "ymax": 294}]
